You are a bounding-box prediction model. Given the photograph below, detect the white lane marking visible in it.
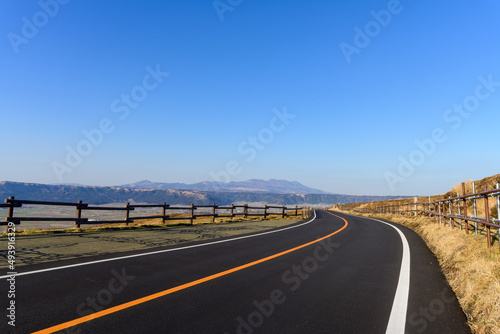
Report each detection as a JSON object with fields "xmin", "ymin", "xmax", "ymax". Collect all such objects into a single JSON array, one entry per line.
[
  {"xmin": 337, "ymin": 212, "xmax": 410, "ymax": 334},
  {"xmin": 0, "ymin": 211, "xmax": 317, "ymax": 279}
]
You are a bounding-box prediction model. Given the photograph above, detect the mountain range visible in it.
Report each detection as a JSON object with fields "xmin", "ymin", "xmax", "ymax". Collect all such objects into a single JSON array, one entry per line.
[
  {"xmin": 119, "ymin": 179, "xmax": 329, "ymax": 194},
  {"xmin": 0, "ymin": 180, "xmax": 407, "ymax": 206}
]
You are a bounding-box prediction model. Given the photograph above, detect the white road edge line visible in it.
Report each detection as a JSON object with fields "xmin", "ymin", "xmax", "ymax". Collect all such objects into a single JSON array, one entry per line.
[
  {"xmin": 0, "ymin": 210, "xmax": 317, "ymax": 279},
  {"xmin": 370, "ymin": 217, "xmax": 410, "ymax": 334},
  {"xmin": 340, "ymin": 212, "xmax": 410, "ymax": 334}
]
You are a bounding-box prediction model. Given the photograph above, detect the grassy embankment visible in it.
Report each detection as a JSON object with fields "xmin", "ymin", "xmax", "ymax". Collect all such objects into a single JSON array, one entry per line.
[{"xmin": 333, "ymin": 174, "xmax": 500, "ymax": 334}]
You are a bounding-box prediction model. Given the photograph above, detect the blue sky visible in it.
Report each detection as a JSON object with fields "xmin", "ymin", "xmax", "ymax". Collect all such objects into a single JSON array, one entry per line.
[{"xmin": 1, "ymin": 0, "xmax": 499, "ymax": 196}]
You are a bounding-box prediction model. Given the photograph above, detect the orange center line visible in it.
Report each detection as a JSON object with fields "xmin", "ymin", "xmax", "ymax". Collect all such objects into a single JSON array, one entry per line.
[{"xmin": 32, "ymin": 212, "xmax": 349, "ymax": 334}]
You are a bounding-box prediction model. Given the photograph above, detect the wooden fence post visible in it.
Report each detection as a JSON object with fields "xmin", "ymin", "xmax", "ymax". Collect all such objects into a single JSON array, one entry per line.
[
  {"xmin": 5, "ymin": 196, "xmax": 15, "ymax": 233},
  {"xmin": 473, "ymin": 182, "xmax": 478, "ymax": 234},
  {"xmin": 497, "ymin": 183, "xmax": 500, "ymax": 250},
  {"xmin": 462, "ymin": 183, "xmax": 468, "ymax": 234},
  {"xmin": 295, "ymin": 205, "xmax": 298, "ymax": 217},
  {"xmin": 449, "ymin": 196, "xmax": 453, "ymax": 228},
  {"xmin": 282, "ymin": 206, "xmax": 285, "ymax": 218},
  {"xmin": 76, "ymin": 200, "xmax": 82, "ymax": 228},
  {"xmin": 231, "ymin": 204, "xmax": 234, "ymax": 220},
  {"xmin": 244, "ymin": 204, "xmax": 248, "ymax": 219},
  {"xmin": 125, "ymin": 202, "xmax": 130, "ymax": 226},
  {"xmin": 162, "ymin": 202, "xmax": 167, "ymax": 224},
  {"xmin": 212, "ymin": 203, "xmax": 216, "ymax": 223},
  {"xmin": 428, "ymin": 196, "xmax": 431, "ymax": 218},
  {"xmin": 264, "ymin": 205, "xmax": 268, "ymax": 219},
  {"xmin": 433, "ymin": 202, "xmax": 437, "ymax": 223},
  {"xmin": 457, "ymin": 192, "xmax": 462, "ymax": 230},
  {"xmin": 190, "ymin": 203, "xmax": 195, "ymax": 225}
]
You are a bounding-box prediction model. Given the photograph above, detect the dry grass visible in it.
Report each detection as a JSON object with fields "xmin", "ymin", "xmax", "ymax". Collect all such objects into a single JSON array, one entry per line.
[
  {"xmin": 338, "ymin": 211, "xmax": 500, "ymax": 334},
  {"xmin": 1, "ymin": 213, "xmax": 300, "ymax": 237}
]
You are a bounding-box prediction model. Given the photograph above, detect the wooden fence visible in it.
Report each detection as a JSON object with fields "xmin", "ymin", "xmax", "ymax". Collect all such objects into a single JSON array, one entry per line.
[
  {"xmin": 350, "ymin": 182, "xmax": 500, "ymax": 249},
  {"xmin": 1, "ymin": 196, "xmax": 304, "ymax": 232}
]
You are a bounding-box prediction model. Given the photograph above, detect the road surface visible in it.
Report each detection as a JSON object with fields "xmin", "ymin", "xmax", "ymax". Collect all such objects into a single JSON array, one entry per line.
[{"xmin": 0, "ymin": 210, "xmax": 471, "ymax": 333}]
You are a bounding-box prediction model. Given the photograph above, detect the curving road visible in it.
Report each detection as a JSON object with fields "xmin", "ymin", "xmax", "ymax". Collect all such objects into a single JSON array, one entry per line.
[{"xmin": 0, "ymin": 210, "xmax": 471, "ymax": 333}]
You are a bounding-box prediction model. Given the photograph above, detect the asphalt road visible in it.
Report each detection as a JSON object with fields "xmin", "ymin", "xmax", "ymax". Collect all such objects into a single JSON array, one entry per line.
[{"xmin": 0, "ymin": 210, "xmax": 471, "ymax": 333}]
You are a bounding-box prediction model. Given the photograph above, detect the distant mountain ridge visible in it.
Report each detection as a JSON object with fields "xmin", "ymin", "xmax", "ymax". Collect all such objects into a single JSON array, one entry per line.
[
  {"xmin": 0, "ymin": 181, "xmax": 407, "ymax": 206},
  {"xmin": 119, "ymin": 179, "xmax": 329, "ymax": 194}
]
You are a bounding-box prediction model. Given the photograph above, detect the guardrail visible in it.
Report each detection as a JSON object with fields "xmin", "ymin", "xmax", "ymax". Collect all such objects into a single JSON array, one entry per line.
[
  {"xmin": 0, "ymin": 196, "xmax": 304, "ymax": 232},
  {"xmin": 349, "ymin": 182, "xmax": 500, "ymax": 249}
]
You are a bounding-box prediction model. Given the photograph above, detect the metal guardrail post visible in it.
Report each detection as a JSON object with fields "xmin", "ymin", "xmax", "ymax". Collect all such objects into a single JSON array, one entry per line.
[
  {"xmin": 484, "ymin": 184, "xmax": 491, "ymax": 248},
  {"xmin": 438, "ymin": 201, "xmax": 442, "ymax": 224},
  {"xmin": 414, "ymin": 197, "xmax": 417, "ymax": 217}
]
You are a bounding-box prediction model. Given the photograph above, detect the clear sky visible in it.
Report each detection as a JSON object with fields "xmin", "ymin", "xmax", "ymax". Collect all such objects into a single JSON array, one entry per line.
[{"xmin": 1, "ymin": 0, "xmax": 499, "ymax": 196}]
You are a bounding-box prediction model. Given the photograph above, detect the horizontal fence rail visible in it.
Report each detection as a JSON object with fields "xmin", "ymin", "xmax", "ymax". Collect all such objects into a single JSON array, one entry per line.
[
  {"xmin": 349, "ymin": 182, "xmax": 500, "ymax": 249},
  {"xmin": 1, "ymin": 196, "xmax": 304, "ymax": 232}
]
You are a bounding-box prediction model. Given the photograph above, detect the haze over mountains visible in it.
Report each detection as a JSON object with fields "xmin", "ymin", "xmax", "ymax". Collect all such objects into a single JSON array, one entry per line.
[{"xmin": 0, "ymin": 180, "xmax": 407, "ymax": 206}]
